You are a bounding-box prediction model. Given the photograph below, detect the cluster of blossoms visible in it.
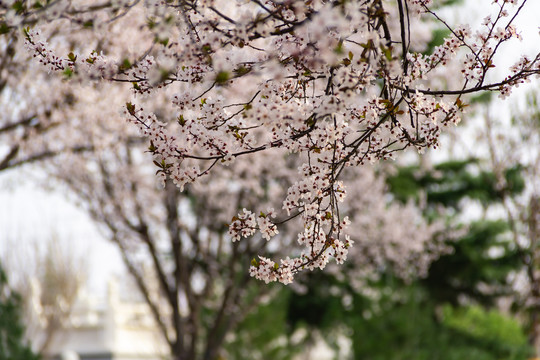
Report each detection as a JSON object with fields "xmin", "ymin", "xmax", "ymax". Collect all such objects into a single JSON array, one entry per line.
[
  {"xmin": 23, "ymin": 29, "xmax": 71, "ymax": 73},
  {"xmin": 229, "ymin": 208, "xmax": 278, "ymax": 241},
  {"xmin": 21, "ymin": 0, "xmax": 540, "ymax": 284},
  {"xmin": 249, "ymin": 256, "xmax": 297, "ymax": 285},
  {"xmin": 228, "ymin": 208, "xmax": 258, "ymax": 241}
]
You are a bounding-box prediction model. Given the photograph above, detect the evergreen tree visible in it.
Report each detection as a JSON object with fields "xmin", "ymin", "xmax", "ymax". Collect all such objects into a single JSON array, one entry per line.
[
  {"xmin": 388, "ymin": 159, "xmax": 525, "ymax": 305},
  {"xmin": 282, "ymin": 158, "xmax": 532, "ymax": 359},
  {"xmin": 0, "ymin": 263, "xmax": 39, "ymax": 360}
]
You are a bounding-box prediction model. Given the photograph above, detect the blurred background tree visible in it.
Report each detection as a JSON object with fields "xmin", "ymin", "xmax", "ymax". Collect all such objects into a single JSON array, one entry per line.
[
  {"xmin": 275, "ymin": 156, "xmax": 533, "ymax": 360},
  {"xmin": 2, "ymin": 0, "xmax": 540, "ymax": 358},
  {"xmin": 0, "ymin": 235, "xmax": 86, "ymax": 359}
]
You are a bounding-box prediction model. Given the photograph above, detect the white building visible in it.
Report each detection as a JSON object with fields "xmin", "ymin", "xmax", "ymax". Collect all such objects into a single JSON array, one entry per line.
[{"xmin": 43, "ymin": 278, "xmax": 169, "ymax": 360}]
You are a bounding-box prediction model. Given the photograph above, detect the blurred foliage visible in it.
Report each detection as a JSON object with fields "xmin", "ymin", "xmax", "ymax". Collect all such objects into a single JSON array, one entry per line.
[
  {"xmin": 282, "ymin": 273, "xmax": 531, "ymax": 360},
  {"xmin": 225, "ymin": 285, "xmax": 304, "ymax": 360},
  {"xmin": 470, "ymin": 92, "xmax": 493, "ymax": 104},
  {"xmin": 349, "ymin": 283, "xmax": 530, "ymax": 360},
  {"xmin": 276, "ymin": 157, "xmax": 532, "ymax": 359},
  {"xmin": 423, "ymin": 219, "xmax": 521, "ymax": 306},
  {"xmin": 0, "ymin": 263, "xmax": 39, "ymax": 360},
  {"xmin": 424, "ymin": 29, "xmax": 451, "ymax": 56},
  {"xmin": 387, "ymin": 159, "xmax": 524, "ymax": 211},
  {"xmin": 286, "ymin": 272, "xmax": 347, "ymax": 331},
  {"xmin": 441, "ymin": 305, "xmax": 528, "ymax": 348},
  {"xmin": 388, "ymin": 158, "xmax": 524, "ymax": 305},
  {"xmin": 433, "ymin": 0, "xmax": 464, "ymax": 7}
]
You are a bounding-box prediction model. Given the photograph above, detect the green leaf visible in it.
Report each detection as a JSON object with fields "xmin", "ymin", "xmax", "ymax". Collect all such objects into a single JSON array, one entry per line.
[
  {"xmin": 0, "ymin": 22, "xmax": 10, "ymax": 35},
  {"xmin": 119, "ymin": 58, "xmax": 132, "ymax": 70},
  {"xmin": 146, "ymin": 17, "xmax": 156, "ymax": 30},
  {"xmin": 157, "ymin": 37, "xmax": 169, "ymax": 46},
  {"xmin": 12, "ymin": 1, "xmax": 25, "ymax": 14},
  {"xmin": 23, "ymin": 27, "xmax": 31, "ymax": 41},
  {"xmin": 177, "ymin": 114, "xmax": 186, "ymax": 126},
  {"xmin": 62, "ymin": 68, "xmax": 73, "ymax": 78},
  {"xmin": 215, "ymin": 71, "xmax": 230, "ymax": 85},
  {"xmin": 382, "ymin": 45, "xmax": 393, "ymax": 61},
  {"xmin": 201, "ymin": 44, "xmax": 212, "ymax": 54},
  {"xmin": 334, "ymin": 40, "xmax": 344, "ymax": 55},
  {"xmin": 234, "ymin": 66, "xmax": 250, "ymax": 77},
  {"xmin": 126, "ymin": 102, "xmax": 136, "ymax": 115},
  {"xmin": 305, "ymin": 115, "xmax": 316, "ymax": 127}
]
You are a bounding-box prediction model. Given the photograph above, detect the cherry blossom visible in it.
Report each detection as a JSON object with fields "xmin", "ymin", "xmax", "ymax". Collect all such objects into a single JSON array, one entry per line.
[{"xmin": 13, "ymin": 0, "xmax": 540, "ymax": 284}]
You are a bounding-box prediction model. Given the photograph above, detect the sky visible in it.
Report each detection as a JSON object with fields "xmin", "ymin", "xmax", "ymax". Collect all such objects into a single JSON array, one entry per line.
[
  {"xmin": 0, "ymin": 168, "xmax": 124, "ymax": 294},
  {"xmin": 0, "ymin": 0, "xmax": 539, "ymax": 296}
]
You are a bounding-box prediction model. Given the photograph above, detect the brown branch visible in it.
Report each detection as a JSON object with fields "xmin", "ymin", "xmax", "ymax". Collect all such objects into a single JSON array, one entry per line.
[
  {"xmin": 0, "ymin": 145, "xmax": 92, "ymax": 172},
  {"xmin": 203, "ymin": 241, "xmax": 240, "ymax": 360},
  {"xmin": 164, "ymin": 180, "xmax": 192, "ymax": 358},
  {"xmin": 396, "ymin": 0, "xmax": 409, "ymax": 74},
  {"xmin": 393, "ymin": 67, "xmax": 540, "ymax": 96},
  {"xmin": 112, "ymin": 232, "xmax": 173, "ymax": 349},
  {"xmin": 0, "ymin": 116, "xmax": 35, "ymax": 133}
]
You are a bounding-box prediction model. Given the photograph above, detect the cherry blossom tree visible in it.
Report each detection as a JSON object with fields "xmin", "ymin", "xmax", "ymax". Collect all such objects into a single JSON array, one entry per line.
[
  {"xmin": 43, "ymin": 114, "xmax": 440, "ymax": 358},
  {"xmin": 2, "ymin": 14, "xmax": 440, "ymax": 353},
  {"xmin": 16, "ymin": 0, "xmax": 540, "ymax": 285},
  {"xmin": 5, "ymin": 0, "xmax": 539, "ymax": 357},
  {"xmin": 0, "ymin": 1, "xmax": 98, "ymax": 173}
]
